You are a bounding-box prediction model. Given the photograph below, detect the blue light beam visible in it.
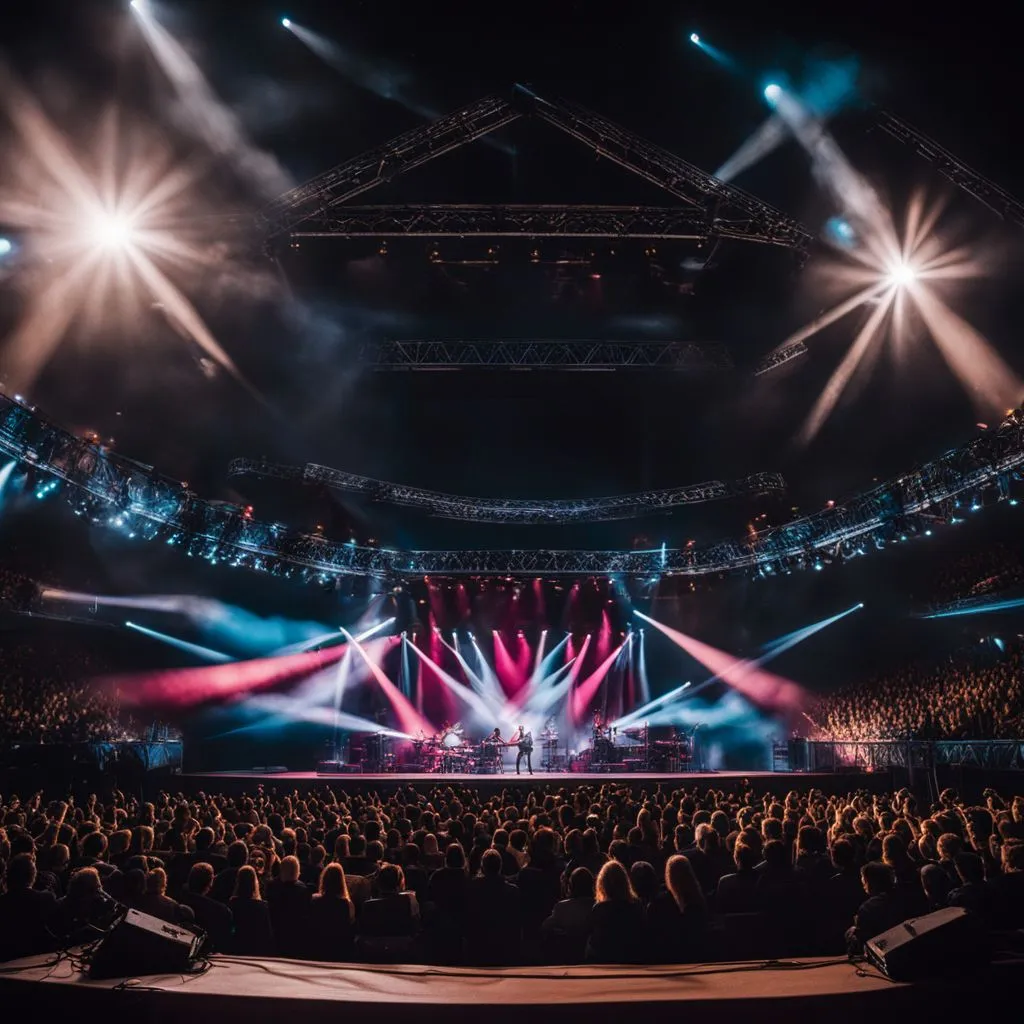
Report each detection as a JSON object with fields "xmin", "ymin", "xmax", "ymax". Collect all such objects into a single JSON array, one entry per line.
[{"xmin": 125, "ymin": 621, "xmax": 233, "ymax": 663}]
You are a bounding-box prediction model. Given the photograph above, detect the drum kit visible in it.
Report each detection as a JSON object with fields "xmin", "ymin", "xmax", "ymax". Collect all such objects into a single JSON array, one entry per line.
[
  {"xmin": 403, "ymin": 722, "xmax": 506, "ymax": 774},
  {"xmin": 574, "ymin": 721, "xmax": 695, "ymax": 771}
]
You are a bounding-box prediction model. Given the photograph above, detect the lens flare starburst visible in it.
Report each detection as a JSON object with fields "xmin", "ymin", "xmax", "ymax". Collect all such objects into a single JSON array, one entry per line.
[
  {"xmin": 776, "ymin": 190, "xmax": 1020, "ymax": 444},
  {"xmin": 0, "ymin": 73, "xmax": 255, "ymax": 397}
]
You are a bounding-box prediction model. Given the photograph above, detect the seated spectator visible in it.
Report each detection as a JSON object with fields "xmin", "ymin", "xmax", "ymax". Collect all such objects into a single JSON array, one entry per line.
[
  {"xmin": 229, "ymin": 865, "xmax": 274, "ymax": 955},
  {"xmin": 212, "ymin": 840, "xmax": 249, "ymax": 903},
  {"xmin": 646, "ymin": 855, "xmax": 708, "ymax": 963},
  {"xmin": 715, "ymin": 840, "xmax": 760, "ymax": 915},
  {"xmin": 307, "ymin": 862, "xmax": 355, "ymax": 961},
  {"xmin": 180, "ymin": 862, "xmax": 233, "ymax": 952},
  {"xmin": 846, "ymin": 862, "xmax": 905, "ymax": 955},
  {"xmin": 140, "ymin": 867, "xmax": 195, "ymax": 926},
  {"xmin": 517, "ymin": 827, "xmax": 563, "ymax": 937},
  {"xmin": 50, "ymin": 866, "xmax": 118, "ymax": 947},
  {"xmin": 920, "ymin": 863, "xmax": 953, "ymax": 911},
  {"xmin": 400, "ymin": 843, "xmax": 430, "ymax": 904},
  {"xmin": 265, "ymin": 854, "xmax": 311, "ymax": 957},
  {"xmin": 0, "ymin": 853, "xmax": 57, "ymax": 961},
  {"xmin": 466, "ymin": 849, "xmax": 520, "ymax": 965},
  {"xmin": 630, "ymin": 861, "xmax": 659, "ymax": 910},
  {"xmin": 988, "ymin": 840, "xmax": 1024, "ymax": 929},
  {"xmin": 586, "ymin": 860, "xmax": 645, "ymax": 964},
  {"xmin": 542, "ymin": 866, "xmax": 595, "ymax": 953},
  {"xmin": 360, "ymin": 862, "xmax": 419, "ymax": 937}
]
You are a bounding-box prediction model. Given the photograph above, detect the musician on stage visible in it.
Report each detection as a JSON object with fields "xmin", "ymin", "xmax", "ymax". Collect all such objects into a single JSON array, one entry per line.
[
  {"xmin": 482, "ymin": 727, "xmax": 505, "ymax": 773},
  {"xmin": 507, "ymin": 723, "xmax": 534, "ymax": 775}
]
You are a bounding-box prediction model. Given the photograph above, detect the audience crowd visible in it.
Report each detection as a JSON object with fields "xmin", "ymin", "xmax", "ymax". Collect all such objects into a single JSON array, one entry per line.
[
  {"xmin": 926, "ymin": 541, "xmax": 1024, "ymax": 610},
  {"xmin": 812, "ymin": 641, "xmax": 1024, "ymax": 742},
  {"xmin": 0, "ymin": 638, "xmax": 138, "ymax": 746},
  {"xmin": 1, "ymin": 780, "xmax": 1022, "ymax": 966}
]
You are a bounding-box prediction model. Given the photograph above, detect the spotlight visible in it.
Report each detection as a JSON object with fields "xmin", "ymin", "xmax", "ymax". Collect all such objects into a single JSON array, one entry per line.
[
  {"xmin": 281, "ymin": 16, "xmax": 291, "ymax": 27},
  {"xmin": 887, "ymin": 261, "xmax": 917, "ymax": 287},
  {"xmin": 764, "ymin": 83, "xmax": 782, "ymax": 102},
  {"xmin": 91, "ymin": 211, "xmax": 136, "ymax": 251},
  {"xmin": 0, "ymin": 238, "xmax": 12, "ymax": 257},
  {"xmin": 689, "ymin": 32, "xmax": 700, "ymax": 43}
]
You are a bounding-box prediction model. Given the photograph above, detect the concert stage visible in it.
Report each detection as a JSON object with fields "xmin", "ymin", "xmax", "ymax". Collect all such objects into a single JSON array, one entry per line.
[
  {"xmin": 2, "ymin": 951, "xmax": 1020, "ymax": 1024},
  {"xmin": 179, "ymin": 769, "xmax": 892, "ymax": 796}
]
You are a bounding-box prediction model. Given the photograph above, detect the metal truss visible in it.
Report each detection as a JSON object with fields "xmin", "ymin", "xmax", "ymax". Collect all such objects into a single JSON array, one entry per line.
[
  {"xmin": 355, "ymin": 339, "xmax": 733, "ymax": 372},
  {"xmin": 260, "ymin": 86, "xmax": 811, "ymax": 254},
  {"xmin": 228, "ymin": 457, "xmax": 786, "ymax": 524},
  {"xmin": 876, "ymin": 110, "xmax": 1024, "ymax": 229},
  {"xmin": 291, "ymin": 203, "xmax": 793, "ymax": 245},
  {"xmin": 522, "ymin": 90, "xmax": 812, "ymax": 253},
  {"xmin": 753, "ymin": 341, "xmax": 808, "ymax": 377},
  {"xmin": 260, "ymin": 95, "xmax": 521, "ymax": 239},
  {"xmin": 4, "ymin": 394, "xmax": 1024, "ymax": 583}
]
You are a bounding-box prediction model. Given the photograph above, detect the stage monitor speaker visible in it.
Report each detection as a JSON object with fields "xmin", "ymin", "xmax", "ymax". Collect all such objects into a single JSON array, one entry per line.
[
  {"xmin": 89, "ymin": 907, "xmax": 204, "ymax": 979},
  {"xmin": 863, "ymin": 906, "xmax": 987, "ymax": 981}
]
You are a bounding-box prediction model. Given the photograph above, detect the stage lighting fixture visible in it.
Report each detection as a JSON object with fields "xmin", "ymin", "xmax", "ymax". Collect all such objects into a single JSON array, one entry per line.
[
  {"xmin": 281, "ymin": 16, "xmax": 291, "ymax": 27},
  {"xmin": 887, "ymin": 261, "xmax": 917, "ymax": 287},
  {"xmin": 764, "ymin": 83, "xmax": 782, "ymax": 102},
  {"xmin": 690, "ymin": 33, "xmax": 700, "ymax": 43},
  {"xmin": 0, "ymin": 238, "xmax": 13, "ymax": 257}
]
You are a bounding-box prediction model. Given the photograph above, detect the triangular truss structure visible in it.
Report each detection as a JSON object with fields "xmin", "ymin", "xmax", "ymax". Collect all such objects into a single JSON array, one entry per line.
[{"xmin": 259, "ymin": 85, "xmax": 812, "ymax": 254}]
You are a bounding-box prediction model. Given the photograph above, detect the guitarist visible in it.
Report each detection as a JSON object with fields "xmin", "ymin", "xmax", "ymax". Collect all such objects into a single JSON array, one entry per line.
[{"xmin": 507, "ymin": 723, "xmax": 534, "ymax": 776}]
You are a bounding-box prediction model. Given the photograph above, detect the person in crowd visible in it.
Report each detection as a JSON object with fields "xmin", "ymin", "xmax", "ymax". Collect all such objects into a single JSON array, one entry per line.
[
  {"xmin": 585, "ymin": 860, "xmax": 645, "ymax": 963},
  {"xmin": 140, "ymin": 866, "xmax": 195, "ymax": 926},
  {"xmin": 307, "ymin": 862, "xmax": 355, "ymax": 961},
  {"xmin": 180, "ymin": 862, "xmax": 233, "ymax": 952},
  {"xmin": 265, "ymin": 854, "xmax": 311, "ymax": 957},
  {"xmin": 465, "ymin": 849, "xmax": 520, "ymax": 965},
  {"xmin": 714, "ymin": 840, "xmax": 760, "ymax": 914},
  {"xmin": 2, "ymin": 774, "xmax": 1024, "ymax": 970},
  {"xmin": 228, "ymin": 864, "xmax": 274, "ymax": 955},
  {"xmin": 646, "ymin": 855, "xmax": 708, "ymax": 962},
  {"xmin": 542, "ymin": 866, "xmax": 595, "ymax": 956},
  {"xmin": 846, "ymin": 862, "xmax": 905, "ymax": 955},
  {"xmin": 0, "ymin": 853, "xmax": 57, "ymax": 960}
]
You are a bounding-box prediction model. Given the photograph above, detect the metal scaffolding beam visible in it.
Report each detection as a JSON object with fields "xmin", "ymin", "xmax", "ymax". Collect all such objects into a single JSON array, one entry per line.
[
  {"xmin": 876, "ymin": 110, "xmax": 1024, "ymax": 228},
  {"xmin": 259, "ymin": 95, "xmax": 521, "ymax": 239},
  {"xmin": 521, "ymin": 89, "xmax": 812, "ymax": 253},
  {"xmin": 228, "ymin": 458, "xmax": 786, "ymax": 524},
  {"xmin": 290, "ymin": 203, "xmax": 793, "ymax": 245},
  {"xmin": 354, "ymin": 339, "xmax": 732, "ymax": 371},
  {"xmin": 260, "ymin": 86, "xmax": 811, "ymax": 255},
  {"xmin": 5, "ymin": 394, "xmax": 1023, "ymax": 584},
  {"xmin": 753, "ymin": 341, "xmax": 809, "ymax": 377}
]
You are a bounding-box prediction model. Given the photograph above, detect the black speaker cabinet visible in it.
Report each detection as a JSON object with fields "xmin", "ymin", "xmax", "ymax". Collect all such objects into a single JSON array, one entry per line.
[
  {"xmin": 89, "ymin": 907, "xmax": 203, "ymax": 979},
  {"xmin": 864, "ymin": 906, "xmax": 987, "ymax": 980}
]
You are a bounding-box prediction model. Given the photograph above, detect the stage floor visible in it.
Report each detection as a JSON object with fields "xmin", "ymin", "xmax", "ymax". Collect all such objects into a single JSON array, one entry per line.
[
  {"xmin": 3, "ymin": 950, "xmax": 1020, "ymax": 1024},
  {"xmin": 188, "ymin": 769, "xmax": 795, "ymax": 782}
]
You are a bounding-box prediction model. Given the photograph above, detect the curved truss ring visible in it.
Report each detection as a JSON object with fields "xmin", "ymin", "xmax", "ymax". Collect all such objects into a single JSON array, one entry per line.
[{"xmin": 227, "ymin": 458, "xmax": 786, "ymax": 524}]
